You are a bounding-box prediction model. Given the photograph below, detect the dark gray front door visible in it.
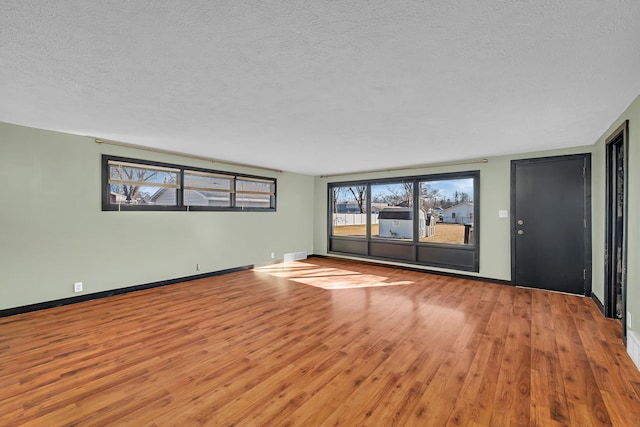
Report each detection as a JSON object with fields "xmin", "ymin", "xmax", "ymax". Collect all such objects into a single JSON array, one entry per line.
[{"xmin": 511, "ymin": 154, "xmax": 591, "ymax": 295}]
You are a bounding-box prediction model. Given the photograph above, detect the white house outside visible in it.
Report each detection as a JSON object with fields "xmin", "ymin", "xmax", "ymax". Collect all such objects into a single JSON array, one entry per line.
[{"xmin": 441, "ymin": 202, "xmax": 474, "ymax": 224}]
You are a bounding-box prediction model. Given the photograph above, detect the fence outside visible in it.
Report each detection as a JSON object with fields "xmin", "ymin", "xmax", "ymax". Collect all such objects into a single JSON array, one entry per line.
[
  {"xmin": 442, "ymin": 216, "xmax": 473, "ymax": 224},
  {"xmin": 333, "ymin": 213, "xmax": 379, "ymax": 226}
]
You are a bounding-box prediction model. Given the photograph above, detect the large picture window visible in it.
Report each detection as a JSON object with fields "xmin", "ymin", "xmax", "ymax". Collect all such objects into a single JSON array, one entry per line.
[
  {"xmin": 102, "ymin": 155, "xmax": 276, "ymax": 212},
  {"xmin": 328, "ymin": 171, "xmax": 479, "ymax": 271}
]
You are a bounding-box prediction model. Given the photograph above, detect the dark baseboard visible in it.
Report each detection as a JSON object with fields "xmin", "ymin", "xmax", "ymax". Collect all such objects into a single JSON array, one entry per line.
[
  {"xmin": 591, "ymin": 292, "xmax": 605, "ymax": 316},
  {"xmin": 0, "ymin": 265, "xmax": 253, "ymax": 318},
  {"xmin": 310, "ymin": 254, "xmax": 512, "ymax": 286},
  {"xmin": 0, "ymin": 255, "xmax": 524, "ymax": 318}
]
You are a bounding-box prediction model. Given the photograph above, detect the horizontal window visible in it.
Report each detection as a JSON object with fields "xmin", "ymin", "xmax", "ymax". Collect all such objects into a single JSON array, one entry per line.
[{"xmin": 102, "ymin": 155, "xmax": 276, "ymax": 212}]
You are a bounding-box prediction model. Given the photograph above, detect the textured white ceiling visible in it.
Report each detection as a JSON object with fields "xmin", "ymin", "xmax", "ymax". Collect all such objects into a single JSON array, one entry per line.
[{"xmin": 1, "ymin": 1, "xmax": 639, "ymax": 175}]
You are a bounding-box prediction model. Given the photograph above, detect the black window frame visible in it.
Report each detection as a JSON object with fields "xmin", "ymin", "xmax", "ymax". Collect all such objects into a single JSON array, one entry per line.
[
  {"xmin": 328, "ymin": 170, "xmax": 479, "ymax": 272},
  {"xmin": 102, "ymin": 155, "xmax": 276, "ymax": 212}
]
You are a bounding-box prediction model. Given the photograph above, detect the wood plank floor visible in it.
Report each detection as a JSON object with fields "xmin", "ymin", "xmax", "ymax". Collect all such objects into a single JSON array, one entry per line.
[{"xmin": 2, "ymin": 257, "xmax": 640, "ymax": 426}]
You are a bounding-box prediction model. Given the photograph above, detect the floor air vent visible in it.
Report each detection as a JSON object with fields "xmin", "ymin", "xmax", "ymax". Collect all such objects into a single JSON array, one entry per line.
[{"xmin": 283, "ymin": 251, "xmax": 307, "ymax": 263}]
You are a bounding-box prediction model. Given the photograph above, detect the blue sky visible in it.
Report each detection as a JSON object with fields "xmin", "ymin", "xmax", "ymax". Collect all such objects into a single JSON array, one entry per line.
[
  {"xmin": 339, "ymin": 178, "xmax": 474, "ymax": 203},
  {"xmin": 426, "ymin": 179, "xmax": 474, "ymax": 200},
  {"xmin": 369, "ymin": 179, "xmax": 474, "ymax": 200}
]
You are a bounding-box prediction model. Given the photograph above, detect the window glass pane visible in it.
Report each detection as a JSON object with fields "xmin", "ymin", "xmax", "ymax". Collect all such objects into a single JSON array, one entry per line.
[
  {"xmin": 236, "ymin": 193, "xmax": 272, "ymax": 208},
  {"xmin": 184, "ymin": 171, "xmax": 233, "ymax": 191},
  {"xmin": 236, "ymin": 179, "xmax": 274, "ymax": 194},
  {"xmin": 419, "ymin": 178, "xmax": 474, "ymax": 245},
  {"xmin": 371, "ymin": 182, "xmax": 414, "ymax": 241},
  {"xmin": 184, "ymin": 190, "xmax": 231, "ymax": 207},
  {"xmin": 184, "ymin": 171, "xmax": 233, "ymax": 207},
  {"xmin": 108, "ymin": 161, "xmax": 179, "ymax": 206},
  {"xmin": 236, "ymin": 178, "xmax": 275, "ymax": 208},
  {"xmin": 331, "ymin": 185, "xmax": 367, "ymax": 237}
]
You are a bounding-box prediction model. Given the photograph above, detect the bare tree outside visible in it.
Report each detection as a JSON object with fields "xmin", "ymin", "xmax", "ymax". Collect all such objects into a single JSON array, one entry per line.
[
  {"xmin": 111, "ymin": 167, "xmax": 158, "ymax": 203},
  {"xmin": 420, "ymin": 182, "xmax": 441, "ymax": 211},
  {"xmin": 109, "ymin": 163, "xmax": 177, "ymax": 204},
  {"xmin": 331, "ymin": 187, "xmax": 346, "ymax": 213},
  {"xmin": 348, "ymin": 186, "xmax": 366, "ymax": 213},
  {"xmin": 454, "ymin": 191, "xmax": 471, "ymax": 204},
  {"xmin": 373, "ymin": 183, "xmax": 413, "ymax": 207}
]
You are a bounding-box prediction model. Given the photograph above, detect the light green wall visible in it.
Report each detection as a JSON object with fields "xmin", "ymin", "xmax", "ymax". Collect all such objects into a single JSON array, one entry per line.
[
  {"xmin": 0, "ymin": 122, "xmax": 315, "ymax": 310},
  {"xmin": 592, "ymin": 94, "xmax": 640, "ymax": 338},
  {"xmin": 313, "ymin": 146, "xmax": 597, "ymax": 282}
]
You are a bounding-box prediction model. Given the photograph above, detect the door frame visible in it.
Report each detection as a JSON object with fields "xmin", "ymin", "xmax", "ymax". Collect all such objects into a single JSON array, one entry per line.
[
  {"xmin": 510, "ymin": 154, "xmax": 592, "ymax": 295},
  {"xmin": 604, "ymin": 120, "xmax": 629, "ymax": 343}
]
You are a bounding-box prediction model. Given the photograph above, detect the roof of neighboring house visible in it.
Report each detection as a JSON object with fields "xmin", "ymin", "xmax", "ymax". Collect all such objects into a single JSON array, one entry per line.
[
  {"xmin": 442, "ymin": 202, "xmax": 474, "ymax": 212},
  {"xmin": 110, "ymin": 192, "xmax": 127, "ymax": 202}
]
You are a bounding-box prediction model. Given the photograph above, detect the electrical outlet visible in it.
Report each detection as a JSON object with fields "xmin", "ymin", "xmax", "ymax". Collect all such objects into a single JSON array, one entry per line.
[
  {"xmin": 628, "ymin": 312, "xmax": 632, "ymax": 329},
  {"xmin": 271, "ymin": 252, "xmax": 275, "ymax": 259},
  {"xmin": 196, "ymin": 263, "xmax": 201, "ymax": 271},
  {"xmin": 74, "ymin": 282, "xmax": 83, "ymax": 293}
]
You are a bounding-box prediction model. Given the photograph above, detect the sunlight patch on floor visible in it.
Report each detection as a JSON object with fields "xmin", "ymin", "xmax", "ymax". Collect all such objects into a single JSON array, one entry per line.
[{"xmin": 254, "ymin": 261, "xmax": 415, "ymax": 289}]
